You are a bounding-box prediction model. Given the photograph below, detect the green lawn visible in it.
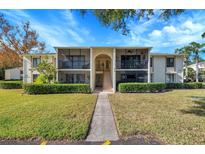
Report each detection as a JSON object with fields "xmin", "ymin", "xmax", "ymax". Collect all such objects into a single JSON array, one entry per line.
[
  {"xmin": 0, "ymin": 89, "xmax": 96, "ymax": 140},
  {"xmin": 109, "ymin": 90, "xmax": 205, "ymax": 144}
]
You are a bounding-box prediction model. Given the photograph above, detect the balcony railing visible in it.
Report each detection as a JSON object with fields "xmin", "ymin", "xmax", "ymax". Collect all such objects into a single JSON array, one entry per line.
[
  {"xmin": 58, "ymin": 60, "xmax": 90, "ymax": 69},
  {"xmin": 116, "ymin": 60, "xmax": 148, "ymax": 69}
]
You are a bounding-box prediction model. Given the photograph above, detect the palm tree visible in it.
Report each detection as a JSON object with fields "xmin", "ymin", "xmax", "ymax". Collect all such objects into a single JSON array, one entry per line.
[
  {"xmin": 175, "ymin": 46, "xmax": 191, "ymax": 81},
  {"xmin": 187, "ymin": 42, "xmax": 205, "ymax": 82}
]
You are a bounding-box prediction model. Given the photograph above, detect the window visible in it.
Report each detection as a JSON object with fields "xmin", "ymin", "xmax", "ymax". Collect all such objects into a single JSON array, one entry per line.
[
  {"xmin": 65, "ymin": 74, "xmax": 85, "ymax": 83},
  {"xmin": 121, "ymin": 55, "xmax": 141, "ymax": 69},
  {"xmin": 76, "ymin": 74, "xmax": 85, "ymax": 83},
  {"xmin": 121, "ymin": 73, "xmax": 136, "ymax": 82},
  {"xmin": 63, "ymin": 55, "xmax": 85, "ymax": 69},
  {"xmin": 119, "ymin": 71, "xmax": 147, "ymax": 82},
  {"xmin": 151, "ymin": 74, "xmax": 153, "ymax": 82},
  {"xmin": 33, "ymin": 74, "xmax": 39, "ymax": 82},
  {"xmin": 150, "ymin": 58, "xmax": 153, "ymax": 67},
  {"xmin": 166, "ymin": 58, "xmax": 175, "ymax": 67},
  {"xmin": 166, "ymin": 74, "xmax": 175, "ymax": 83},
  {"xmin": 33, "ymin": 58, "xmax": 41, "ymax": 67}
]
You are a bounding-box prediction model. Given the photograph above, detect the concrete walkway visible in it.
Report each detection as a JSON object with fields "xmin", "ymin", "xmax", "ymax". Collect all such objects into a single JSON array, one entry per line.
[
  {"xmin": 86, "ymin": 92, "xmax": 119, "ymax": 142},
  {"xmin": 103, "ymin": 71, "xmax": 112, "ymax": 92}
]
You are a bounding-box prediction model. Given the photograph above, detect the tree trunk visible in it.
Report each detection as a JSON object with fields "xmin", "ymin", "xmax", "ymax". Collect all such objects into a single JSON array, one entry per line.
[{"xmin": 196, "ymin": 59, "xmax": 199, "ymax": 82}]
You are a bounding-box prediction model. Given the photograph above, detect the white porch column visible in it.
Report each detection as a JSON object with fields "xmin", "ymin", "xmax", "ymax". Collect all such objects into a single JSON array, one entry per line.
[
  {"xmin": 113, "ymin": 48, "xmax": 116, "ymax": 92},
  {"xmin": 56, "ymin": 48, "xmax": 59, "ymax": 82},
  {"xmin": 147, "ymin": 49, "xmax": 151, "ymax": 83},
  {"xmin": 90, "ymin": 48, "xmax": 93, "ymax": 91}
]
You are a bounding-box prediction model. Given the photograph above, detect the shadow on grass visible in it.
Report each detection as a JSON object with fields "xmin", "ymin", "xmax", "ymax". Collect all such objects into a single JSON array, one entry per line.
[{"xmin": 181, "ymin": 96, "xmax": 205, "ymax": 116}]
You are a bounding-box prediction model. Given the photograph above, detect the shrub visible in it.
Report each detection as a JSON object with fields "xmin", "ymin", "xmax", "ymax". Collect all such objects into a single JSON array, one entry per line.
[
  {"xmin": 23, "ymin": 83, "xmax": 91, "ymax": 94},
  {"xmin": 0, "ymin": 81, "xmax": 22, "ymax": 89},
  {"xmin": 202, "ymin": 83, "xmax": 205, "ymax": 89},
  {"xmin": 35, "ymin": 74, "xmax": 47, "ymax": 84},
  {"xmin": 165, "ymin": 83, "xmax": 184, "ymax": 89},
  {"xmin": 184, "ymin": 82, "xmax": 203, "ymax": 89},
  {"xmin": 166, "ymin": 82, "xmax": 203, "ymax": 89},
  {"xmin": 118, "ymin": 83, "xmax": 166, "ymax": 93}
]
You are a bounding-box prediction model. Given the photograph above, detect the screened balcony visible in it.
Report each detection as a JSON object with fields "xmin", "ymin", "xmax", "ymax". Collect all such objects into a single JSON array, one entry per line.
[
  {"xmin": 116, "ymin": 59, "xmax": 148, "ymax": 69},
  {"xmin": 116, "ymin": 71, "xmax": 148, "ymax": 84},
  {"xmin": 116, "ymin": 48, "xmax": 149, "ymax": 69},
  {"xmin": 58, "ymin": 48, "xmax": 90, "ymax": 69},
  {"xmin": 58, "ymin": 71, "xmax": 90, "ymax": 84},
  {"xmin": 59, "ymin": 59, "xmax": 90, "ymax": 69}
]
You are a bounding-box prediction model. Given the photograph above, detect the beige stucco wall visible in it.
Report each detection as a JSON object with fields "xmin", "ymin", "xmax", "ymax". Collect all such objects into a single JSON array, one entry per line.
[{"xmin": 91, "ymin": 48, "xmax": 114, "ymax": 90}]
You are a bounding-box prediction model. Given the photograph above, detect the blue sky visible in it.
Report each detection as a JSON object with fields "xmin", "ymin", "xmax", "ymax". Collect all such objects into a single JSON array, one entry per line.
[{"xmin": 1, "ymin": 9, "xmax": 205, "ymax": 53}]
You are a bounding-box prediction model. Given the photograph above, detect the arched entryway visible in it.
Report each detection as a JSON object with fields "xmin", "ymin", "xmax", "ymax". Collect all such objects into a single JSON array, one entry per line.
[{"xmin": 95, "ymin": 54, "xmax": 112, "ymax": 92}]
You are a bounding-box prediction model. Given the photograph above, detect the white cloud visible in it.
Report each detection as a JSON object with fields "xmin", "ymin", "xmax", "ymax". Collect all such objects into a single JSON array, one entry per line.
[
  {"xmin": 163, "ymin": 25, "xmax": 177, "ymax": 33},
  {"xmin": 0, "ymin": 10, "xmax": 95, "ymax": 51},
  {"xmin": 149, "ymin": 30, "xmax": 162, "ymax": 37},
  {"xmin": 66, "ymin": 29, "xmax": 84, "ymax": 43},
  {"xmin": 62, "ymin": 10, "xmax": 78, "ymax": 27},
  {"xmin": 181, "ymin": 20, "xmax": 203, "ymax": 34},
  {"xmin": 123, "ymin": 12, "xmax": 205, "ymax": 53}
]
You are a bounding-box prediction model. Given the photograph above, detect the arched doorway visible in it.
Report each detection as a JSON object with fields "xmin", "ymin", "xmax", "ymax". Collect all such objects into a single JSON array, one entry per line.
[{"xmin": 95, "ymin": 54, "xmax": 112, "ymax": 92}]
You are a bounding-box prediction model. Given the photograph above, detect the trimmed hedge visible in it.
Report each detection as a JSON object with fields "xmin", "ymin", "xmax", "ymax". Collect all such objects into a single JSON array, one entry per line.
[
  {"xmin": 203, "ymin": 83, "xmax": 205, "ymax": 89},
  {"xmin": 23, "ymin": 83, "xmax": 91, "ymax": 94},
  {"xmin": 118, "ymin": 82, "xmax": 204, "ymax": 93},
  {"xmin": 119, "ymin": 83, "xmax": 166, "ymax": 93},
  {"xmin": 0, "ymin": 81, "xmax": 22, "ymax": 89},
  {"xmin": 166, "ymin": 82, "xmax": 203, "ymax": 89}
]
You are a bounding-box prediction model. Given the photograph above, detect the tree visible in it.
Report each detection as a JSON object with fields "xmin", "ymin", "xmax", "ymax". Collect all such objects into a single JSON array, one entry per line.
[
  {"xmin": 36, "ymin": 59, "xmax": 56, "ymax": 83},
  {"xmin": 80, "ymin": 9, "xmax": 184, "ymax": 35},
  {"xmin": 0, "ymin": 14, "xmax": 45, "ymax": 70},
  {"xmin": 186, "ymin": 42, "xmax": 205, "ymax": 82},
  {"xmin": 187, "ymin": 67, "xmax": 195, "ymax": 82},
  {"xmin": 202, "ymin": 32, "xmax": 205, "ymax": 38},
  {"xmin": 175, "ymin": 46, "xmax": 191, "ymax": 81},
  {"xmin": 35, "ymin": 74, "xmax": 47, "ymax": 84}
]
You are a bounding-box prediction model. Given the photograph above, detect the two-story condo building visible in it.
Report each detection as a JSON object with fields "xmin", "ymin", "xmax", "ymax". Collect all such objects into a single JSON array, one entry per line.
[{"xmin": 23, "ymin": 46, "xmax": 184, "ymax": 92}]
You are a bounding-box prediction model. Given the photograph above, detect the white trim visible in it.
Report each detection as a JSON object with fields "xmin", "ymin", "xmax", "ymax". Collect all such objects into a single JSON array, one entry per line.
[
  {"xmin": 113, "ymin": 48, "xmax": 116, "ymax": 92},
  {"xmin": 148, "ymin": 50, "xmax": 151, "ymax": 83},
  {"xmin": 116, "ymin": 69, "xmax": 148, "ymax": 71},
  {"xmin": 166, "ymin": 72, "xmax": 177, "ymax": 74},
  {"xmin": 90, "ymin": 48, "xmax": 93, "ymax": 91},
  {"xmin": 56, "ymin": 48, "xmax": 59, "ymax": 82},
  {"xmin": 54, "ymin": 46, "xmax": 152, "ymax": 50},
  {"xmin": 58, "ymin": 69, "xmax": 91, "ymax": 71}
]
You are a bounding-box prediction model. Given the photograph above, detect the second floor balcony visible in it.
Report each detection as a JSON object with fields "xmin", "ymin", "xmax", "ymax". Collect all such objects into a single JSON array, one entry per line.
[
  {"xmin": 58, "ymin": 60, "xmax": 90, "ymax": 69},
  {"xmin": 116, "ymin": 60, "xmax": 148, "ymax": 69}
]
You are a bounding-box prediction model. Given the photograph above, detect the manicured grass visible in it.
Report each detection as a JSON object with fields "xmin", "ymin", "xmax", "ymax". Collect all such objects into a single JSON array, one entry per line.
[
  {"xmin": 109, "ymin": 90, "xmax": 205, "ymax": 144},
  {"xmin": 0, "ymin": 89, "xmax": 97, "ymax": 140}
]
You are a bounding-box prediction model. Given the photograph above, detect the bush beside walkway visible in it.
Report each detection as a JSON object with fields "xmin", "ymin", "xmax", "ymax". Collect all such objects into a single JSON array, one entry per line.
[
  {"xmin": 118, "ymin": 82, "xmax": 203, "ymax": 93},
  {"xmin": 23, "ymin": 83, "xmax": 91, "ymax": 94}
]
